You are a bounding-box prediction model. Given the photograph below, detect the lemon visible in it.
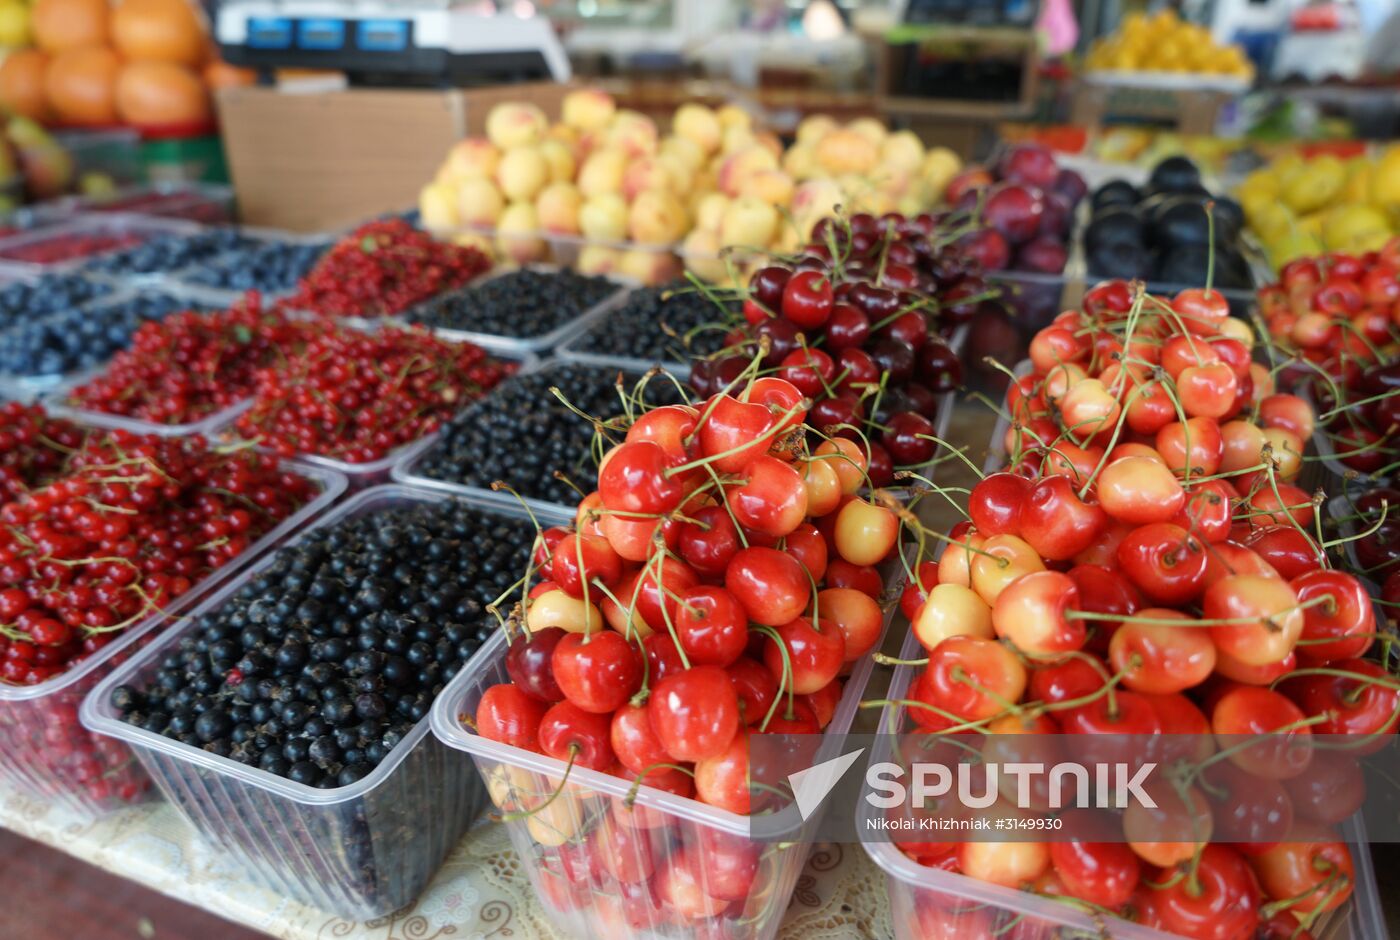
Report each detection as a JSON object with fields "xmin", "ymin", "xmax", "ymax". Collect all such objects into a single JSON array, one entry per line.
[
  {"xmin": 1321, "ymin": 204, "xmax": 1392, "ymax": 252},
  {"xmin": 1249, "ymin": 202, "xmax": 1296, "ymax": 242},
  {"xmin": 1280, "ymin": 154, "xmax": 1345, "ymax": 213},
  {"xmin": 0, "ymin": 0, "xmax": 30, "ymax": 47},
  {"xmin": 1267, "ymin": 231, "xmax": 1324, "ymax": 268}
]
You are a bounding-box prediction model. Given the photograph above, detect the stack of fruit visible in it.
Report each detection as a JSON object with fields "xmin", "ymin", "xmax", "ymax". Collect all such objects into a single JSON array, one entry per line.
[
  {"xmin": 0, "ymin": 0, "xmax": 255, "ymax": 131},
  {"xmin": 1084, "ymin": 10, "xmax": 1254, "ymax": 80},
  {"xmin": 1239, "ymin": 148, "xmax": 1400, "ymax": 269},
  {"xmin": 418, "ymin": 89, "xmax": 964, "ymax": 285},
  {"xmin": 1257, "ymin": 239, "xmax": 1400, "ymax": 481},
  {"xmin": 885, "ymin": 279, "xmax": 1393, "ymax": 939},
  {"xmin": 944, "ymin": 141, "xmax": 1087, "ymax": 279},
  {"xmin": 1087, "ymin": 156, "xmax": 1252, "ymax": 290},
  {"xmin": 690, "ymin": 212, "xmax": 979, "ymax": 486},
  {"xmin": 465, "ymin": 369, "xmax": 900, "ymax": 934}
]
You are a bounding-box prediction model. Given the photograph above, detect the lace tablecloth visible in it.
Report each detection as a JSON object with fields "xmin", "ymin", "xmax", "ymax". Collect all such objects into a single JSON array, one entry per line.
[{"xmin": 0, "ymin": 783, "xmax": 889, "ymax": 940}]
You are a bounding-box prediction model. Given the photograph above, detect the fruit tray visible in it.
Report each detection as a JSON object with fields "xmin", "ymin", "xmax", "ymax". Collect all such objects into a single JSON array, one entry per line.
[
  {"xmin": 0, "ymin": 283, "xmax": 229, "ymax": 403},
  {"xmin": 226, "ymin": 345, "xmax": 538, "ymax": 491},
  {"xmin": 408, "ymin": 266, "xmax": 636, "ymax": 355},
  {"xmin": 46, "ymin": 385, "xmax": 255, "ymax": 441},
  {"xmin": 81, "ymin": 484, "xmax": 562, "ymax": 918},
  {"xmin": 0, "ymin": 460, "xmax": 346, "ymax": 819},
  {"xmin": 429, "ymin": 583, "xmax": 898, "ymax": 940},
  {"xmin": 0, "ymin": 214, "xmax": 204, "ymax": 277},
  {"xmin": 860, "ymin": 623, "xmax": 1389, "ymax": 940}
]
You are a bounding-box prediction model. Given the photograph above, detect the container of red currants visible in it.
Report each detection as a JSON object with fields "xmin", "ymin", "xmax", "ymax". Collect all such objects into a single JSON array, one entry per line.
[
  {"xmin": 82, "ymin": 484, "xmax": 561, "ymax": 917},
  {"xmin": 0, "ymin": 452, "xmax": 346, "ymax": 818},
  {"xmin": 430, "ymin": 597, "xmax": 895, "ymax": 940}
]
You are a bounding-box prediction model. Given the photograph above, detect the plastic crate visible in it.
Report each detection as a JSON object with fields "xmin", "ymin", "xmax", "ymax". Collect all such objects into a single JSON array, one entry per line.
[
  {"xmin": 860, "ymin": 624, "xmax": 1388, "ymax": 940},
  {"xmin": 81, "ymin": 485, "xmax": 560, "ymax": 916},
  {"xmin": 0, "ymin": 461, "xmax": 345, "ymax": 818},
  {"xmin": 429, "ymin": 593, "xmax": 896, "ymax": 940}
]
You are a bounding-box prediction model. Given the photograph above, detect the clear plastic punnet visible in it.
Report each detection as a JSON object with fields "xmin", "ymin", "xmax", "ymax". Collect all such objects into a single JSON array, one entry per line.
[
  {"xmin": 81, "ymin": 484, "xmax": 564, "ymax": 918},
  {"xmin": 0, "ymin": 461, "xmax": 345, "ymax": 818},
  {"xmin": 0, "ymin": 214, "xmax": 204, "ymax": 276},
  {"xmin": 860, "ymin": 624, "xmax": 1388, "ymax": 940},
  {"xmin": 428, "ymin": 594, "xmax": 897, "ymax": 940}
]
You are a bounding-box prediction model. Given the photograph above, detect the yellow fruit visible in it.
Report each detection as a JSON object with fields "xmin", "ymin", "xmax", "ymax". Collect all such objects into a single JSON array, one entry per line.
[
  {"xmin": 1248, "ymin": 202, "xmax": 1296, "ymax": 243},
  {"xmin": 1267, "ymin": 231, "xmax": 1323, "ymax": 268},
  {"xmin": 0, "ymin": 0, "xmax": 32, "ymax": 47},
  {"xmin": 1341, "ymin": 159, "xmax": 1373, "ymax": 204},
  {"xmin": 1322, "ymin": 204, "xmax": 1392, "ymax": 253},
  {"xmin": 1280, "ymin": 155, "xmax": 1344, "ymax": 213},
  {"xmin": 1370, "ymin": 147, "xmax": 1400, "ymax": 212}
]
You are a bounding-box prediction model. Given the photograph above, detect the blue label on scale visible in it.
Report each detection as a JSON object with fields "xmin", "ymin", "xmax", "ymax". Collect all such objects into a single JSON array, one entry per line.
[
  {"xmin": 357, "ymin": 19, "xmax": 410, "ymax": 52},
  {"xmin": 297, "ymin": 18, "xmax": 345, "ymax": 50},
  {"xmin": 247, "ymin": 17, "xmax": 292, "ymax": 49}
]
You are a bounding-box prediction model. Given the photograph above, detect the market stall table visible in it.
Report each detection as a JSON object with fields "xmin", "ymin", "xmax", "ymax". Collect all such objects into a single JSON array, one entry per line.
[{"xmin": 0, "ymin": 782, "xmax": 891, "ymax": 940}]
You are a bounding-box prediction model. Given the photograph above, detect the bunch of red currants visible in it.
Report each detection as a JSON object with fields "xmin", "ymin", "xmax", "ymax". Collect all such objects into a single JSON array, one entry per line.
[
  {"xmin": 1260, "ymin": 242, "xmax": 1400, "ymax": 479},
  {"xmin": 691, "ymin": 213, "xmax": 967, "ymax": 489},
  {"xmin": 469, "ymin": 369, "xmax": 907, "ymax": 931},
  {"xmin": 889, "ymin": 278, "xmax": 1394, "ymax": 940}
]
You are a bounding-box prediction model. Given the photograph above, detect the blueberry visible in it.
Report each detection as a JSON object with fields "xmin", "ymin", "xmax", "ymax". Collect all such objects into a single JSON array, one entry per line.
[
  {"xmin": 576, "ymin": 280, "xmax": 734, "ymax": 363},
  {"xmin": 185, "ymin": 240, "xmax": 330, "ymax": 294}
]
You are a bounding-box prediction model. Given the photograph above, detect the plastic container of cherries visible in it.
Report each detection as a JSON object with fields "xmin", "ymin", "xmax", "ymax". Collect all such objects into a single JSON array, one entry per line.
[
  {"xmin": 860, "ymin": 623, "xmax": 1389, "ymax": 940},
  {"xmin": 81, "ymin": 484, "xmax": 557, "ymax": 916},
  {"xmin": 0, "ymin": 214, "xmax": 203, "ymax": 276},
  {"xmin": 429, "ymin": 592, "xmax": 898, "ymax": 940},
  {"xmin": 0, "ymin": 459, "xmax": 345, "ymax": 818}
]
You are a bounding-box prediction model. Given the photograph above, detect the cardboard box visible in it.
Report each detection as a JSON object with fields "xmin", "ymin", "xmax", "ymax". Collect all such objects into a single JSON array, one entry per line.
[{"xmin": 216, "ymin": 82, "xmax": 567, "ymax": 232}]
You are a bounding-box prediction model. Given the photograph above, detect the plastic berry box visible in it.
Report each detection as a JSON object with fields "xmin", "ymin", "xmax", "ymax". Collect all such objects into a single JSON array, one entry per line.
[
  {"xmin": 82, "ymin": 484, "xmax": 565, "ymax": 917},
  {"xmin": 66, "ymin": 183, "xmax": 237, "ymax": 225},
  {"xmin": 428, "ymin": 596, "xmax": 896, "ymax": 940},
  {"xmin": 860, "ymin": 623, "xmax": 1389, "ymax": 940},
  {"xmin": 0, "ymin": 461, "xmax": 345, "ymax": 818},
  {"xmin": 0, "ymin": 214, "xmax": 204, "ymax": 276}
]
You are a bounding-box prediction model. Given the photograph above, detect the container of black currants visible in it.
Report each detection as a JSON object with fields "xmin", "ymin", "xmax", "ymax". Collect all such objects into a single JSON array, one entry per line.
[
  {"xmin": 81, "ymin": 484, "xmax": 568, "ymax": 918},
  {"xmin": 0, "ymin": 459, "xmax": 346, "ymax": 819},
  {"xmin": 392, "ymin": 359, "xmax": 689, "ymax": 515},
  {"xmin": 404, "ymin": 266, "xmax": 635, "ymax": 355},
  {"xmin": 555, "ymin": 280, "xmax": 736, "ymax": 379}
]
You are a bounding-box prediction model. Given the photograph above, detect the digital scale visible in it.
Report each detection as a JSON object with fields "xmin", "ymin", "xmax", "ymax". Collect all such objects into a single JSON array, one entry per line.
[{"xmin": 215, "ymin": 1, "xmax": 571, "ymax": 86}]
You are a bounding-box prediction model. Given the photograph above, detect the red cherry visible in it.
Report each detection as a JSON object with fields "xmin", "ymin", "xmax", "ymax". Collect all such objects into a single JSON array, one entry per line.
[
  {"xmin": 610, "ymin": 702, "xmax": 670, "ymax": 774},
  {"xmin": 727, "ymin": 657, "xmax": 777, "ymax": 725},
  {"xmin": 648, "ymin": 665, "xmax": 741, "ymax": 762},
  {"xmin": 549, "ymin": 533, "xmax": 624, "ymax": 599},
  {"xmin": 1153, "ymin": 845, "xmax": 1261, "ymax": 940},
  {"xmin": 763, "ymin": 616, "xmax": 844, "ymax": 694},
  {"xmin": 675, "ymin": 586, "xmax": 749, "ymax": 667},
  {"xmin": 726, "ymin": 455, "xmax": 808, "ymax": 537},
  {"xmin": 1116, "ymin": 522, "xmax": 1206, "ymax": 606},
  {"xmin": 537, "ymin": 700, "xmax": 615, "ymax": 770},
  {"xmin": 968, "ymin": 471, "xmax": 1029, "ymax": 536},
  {"xmin": 725, "ymin": 546, "xmax": 810, "ymax": 626},
  {"xmin": 781, "ymin": 270, "xmax": 834, "ymax": 329},
  {"xmin": 1290, "ymin": 570, "xmax": 1374, "ymax": 664},
  {"xmin": 676, "ymin": 504, "xmax": 742, "ymax": 576},
  {"xmin": 551, "ymin": 631, "xmax": 642, "ymax": 713},
  {"xmin": 1019, "ymin": 474, "xmax": 1106, "ymax": 560},
  {"xmin": 475, "ymin": 684, "xmax": 548, "ymax": 750},
  {"xmin": 598, "ymin": 441, "xmax": 687, "ymax": 514}
]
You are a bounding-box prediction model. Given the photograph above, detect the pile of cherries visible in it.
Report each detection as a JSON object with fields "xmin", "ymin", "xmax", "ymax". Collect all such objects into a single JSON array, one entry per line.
[
  {"xmin": 470, "ymin": 371, "xmax": 904, "ymax": 934},
  {"xmin": 66, "ymin": 296, "xmax": 319, "ymax": 426},
  {"xmin": 887, "ymin": 279, "xmax": 1394, "ymax": 940},
  {"xmin": 1259, "ymin": 242, "xmax": 1400, "ymax": 479},
  {"xmin": 232, "ymin": 325, "xmax": 516, "ymax": 464},
  {"xmin": 691, "ymin": 214, "xmax": 969, "ymax": 487},
  {"xmin": 0, "ymin": 422, "xmax": 319, "ymax": 686},
  {"xmin": 284, "ymin": 219, "xmax": 492, "ymax": 318}
]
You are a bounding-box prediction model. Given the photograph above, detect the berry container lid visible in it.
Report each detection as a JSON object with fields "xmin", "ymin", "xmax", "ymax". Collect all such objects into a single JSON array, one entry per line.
[
  {"xmin": 427, "ymin": 567, "xmax": 899, "ymax": 940},
  {"xmin": 223, "ymin": 345, "xmax": 538, "ymax": 490},
  {"xmin": 0, "ymin": 282, "xmax": 232, "ymax": 401},
  {"xmin": 80, "ymin": 484, "xmax": 568, "ymax": 916},
  {"xmin": 0, "ymin": 458, "xmax": 346, "ymax": 818},
  {"xmin": 0, "ymin": 214, "xmax": 205, "ymax": 278},
  {"xmin": 408, "ymin": 265, "xmax": 638, "ymax": 356},
  {"xmin": 859, "ymin": 609, "xmax": 1388, "ymax": 940},
  {"xmin": 1301, "ymin": 380, "xmax": 1391, "ymax": 492}
]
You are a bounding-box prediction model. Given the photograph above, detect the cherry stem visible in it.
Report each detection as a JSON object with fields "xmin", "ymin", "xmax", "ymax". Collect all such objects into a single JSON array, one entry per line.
[
  {"xmin": 492, "ymin": 743, "xmax": 579, "ymax": 824},
  {"xmin": 750, "ymin": 624, "xmax": 796, "ymax": 730}
]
